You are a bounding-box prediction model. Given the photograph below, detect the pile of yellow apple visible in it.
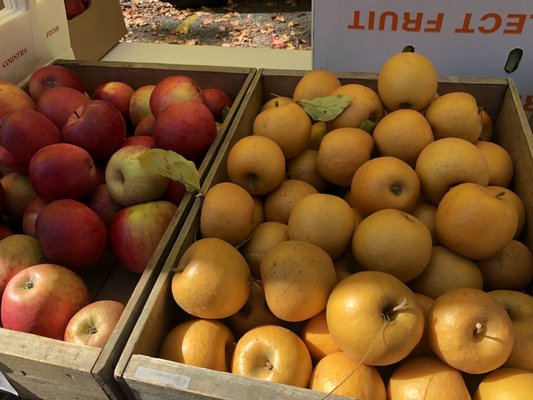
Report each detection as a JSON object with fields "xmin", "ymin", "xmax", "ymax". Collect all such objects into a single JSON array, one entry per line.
[{"xmin": 159, "ymin": 52, "xmax": 533, "ymax": 399}]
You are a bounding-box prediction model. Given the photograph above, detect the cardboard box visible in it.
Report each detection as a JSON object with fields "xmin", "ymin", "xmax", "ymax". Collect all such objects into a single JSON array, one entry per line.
[
  {"xmin": 0, "ymin": 0, "xmax": 73, "ymax": 85},
  {"xmin": 312, "ymin": 0, "xmax": 533, "ymax": 112},
  {"xmin": 67, "ymin": 0, "xmax": 127, "ymax": 60},
  {"xmin": 0, "ymin": 60, "xmax": 255, "ymax": 400},
  {"xmin": 114, "ymin": 70, "xmax": 533, "ymax": 399}
]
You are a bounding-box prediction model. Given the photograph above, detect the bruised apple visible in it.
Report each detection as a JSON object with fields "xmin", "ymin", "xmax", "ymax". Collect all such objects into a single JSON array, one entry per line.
[{"xmin": 171, "ymin": 238, "xmax": 251, "ymax": 319}]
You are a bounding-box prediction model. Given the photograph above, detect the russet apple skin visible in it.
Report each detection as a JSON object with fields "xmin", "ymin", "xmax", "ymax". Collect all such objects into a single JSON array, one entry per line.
[
  {"xmin": 28, "ymin": 143, "xmax": 99, "ymax": 202},
  {"xmin": 0, "ymin": 80, "xmax": 35, "ymax": 120},
  {"xmin": 27, "ymin": 65, "xmax": 85, "ymax": 102},
  {"xmin": 0, "ymin": 109, "xmax": 61, "ymax": 172},
  {"xmin": 64, "ymin": 300, "xmax": 125, "ymax": 348},
  {"xmin": 1, "ymin": 263, "xmax": 90, "ymax": 340},
  {"xmin": 62, "ymin": 99, "xmax": 127, "ymax": 163},
  {"xmin": 149, "ymin": 75, "xmax": 206, "ymax": 116},
  {"xmin": 0, "ymin": 234, "xmax": 46, "ymax": 297},
  {"xmin": 152, "ymin": 101, "xmax": 217, "ymax": 162},
  {"xmin": 109, "ymin": 200, "xmax": 177, "ymax": 274},
  {"xmin": 35, "ymin": 199, "xmax": 108, "ymax": 269},
  {"xmin": 35, "ymin": 86, "xmax": 90, "ymax": 130}
]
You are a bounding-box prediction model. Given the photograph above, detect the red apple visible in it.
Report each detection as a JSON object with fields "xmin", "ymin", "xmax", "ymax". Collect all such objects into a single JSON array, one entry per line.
[
  {"xmin": 64, "ymin": 300, "xmax": 124, "ymax": 348},
  {"xmin": 86, "ymin": 184, "xmax": 123, "ymax": 227},
  {"xmin": 61, "ymin": 99, "xmax": 127, "ymax": 163},
  {"xmin": 35, "ymin": 199, "xmax": 108, "ymax": 269},
  {"xmin": 27, "ymin": 64, "xmax": 85, "ymax": 102},
  {"xmin": 152, "ymin": 101, "xmax": 217, "ymax": 162},
  {"xmin": 1, "ymin": 263, "xmax": 89, "ymax": 339},
  {"xmin": 91, "ymin": 81, "xmax": 134, "ymax": 123},
  {"xmin": 0, "ymin": 180, "xmax": 6, "ymax": 214},
  {"xmin": 0, "ymin": 234, "xmax": 46, "ymax": 297},
  {"xmin": 109, "ymin": 200, "xmax": 177, "ymax": 273},
  {"xmin": 35, "ymin": 86, "xmax": 90, "ymax": 130},
  {"xmin": 104, "ymin": 145, "xmax": 169, "ymax": 206},
  {"xmin": 28, "ymin": 143, "xmax": 98, "ymax": 202},
  {"xmin": 129, "ymin": 84, "xmax": 155, "ymax": 127},
  {"xmin": 0, "ymin": 109, "xmax": 61, "ymax": 172},
  {"xmin": 149, "ymin": 75, "xmax": 206, "ymax": 116},
  {"xmin": 121, "ymin": 135, "xmax": 156, "ymax": 149},
  {"xmin": 0, "ymin": 80, "xmax": 35, "ymax": 120},
  {"xmin": 201, "ymin": 88, "xmax": 233, "ymax": 122},
  {"xmin": 163, "ymin": 180, "xmax": 187, "ymax": 207},
  {"xmin": 0, "ymin": 223, "xmax": 13, "ymax": 240},
  {"xmin": 64, "ymin": 0, "xmax": 86, "ymax": 20},
  {"xmin": 0, "ymin": 172, "xmax": 37, "ymax": 228},
  {"xmin": 22, "ymin": 196, "xmax": 47, "ymax": 237},
  {"xmin": 134, "ymin": 114, "xmax": 155, "ymax": 136}
]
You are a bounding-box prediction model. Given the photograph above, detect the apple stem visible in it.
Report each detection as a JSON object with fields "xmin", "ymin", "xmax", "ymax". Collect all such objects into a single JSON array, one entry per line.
[
  {"xmin": 494, "ymin": 191, "xmax": 506, "ymax": 199},
  {"xmin": 24, "ymin": 280, "xmax": 34, "ymax": 290},
  {"xmin": 473, "ymin": 321, "xmax": 486, "ymax": 338},
  {"xmin": 265, "ymin": 360, "xmax": 273, "ymax": 371}
]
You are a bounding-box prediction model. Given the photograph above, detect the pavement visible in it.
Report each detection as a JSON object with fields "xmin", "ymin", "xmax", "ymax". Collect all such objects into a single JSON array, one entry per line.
[{"xmin": 119, "ymin": 0, "xmax": 312, "ymax": 49}]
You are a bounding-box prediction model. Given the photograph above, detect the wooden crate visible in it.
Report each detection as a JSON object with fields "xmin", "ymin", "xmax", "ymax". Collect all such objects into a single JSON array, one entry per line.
[
  {"xmin": 0, "ymin": 61, "xmax": 255, "ymax": 400},
  {"xmin": 114, "ymin": 69, "xmax": 533, "ymax": 400}
]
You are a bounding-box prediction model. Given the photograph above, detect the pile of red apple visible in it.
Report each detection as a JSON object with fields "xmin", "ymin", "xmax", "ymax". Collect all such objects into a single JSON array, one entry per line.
[{"xmin": 0, "ymin": 64, "xmax": 234, "ymax": 347}]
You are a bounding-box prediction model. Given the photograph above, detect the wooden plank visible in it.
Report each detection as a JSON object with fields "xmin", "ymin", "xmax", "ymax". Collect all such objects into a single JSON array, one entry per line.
[{"xmin": 116, "ymin": 69, "xmax": 532, "ymax": 400}]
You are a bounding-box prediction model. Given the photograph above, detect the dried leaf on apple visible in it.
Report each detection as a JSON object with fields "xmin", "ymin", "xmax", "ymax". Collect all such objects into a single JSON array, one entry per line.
[{"xmin": 138, "ymin": 148, "xmax": 202, "ymax": 194}]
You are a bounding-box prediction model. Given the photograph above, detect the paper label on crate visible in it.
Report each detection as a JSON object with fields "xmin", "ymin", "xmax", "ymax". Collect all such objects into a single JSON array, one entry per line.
[
  {"xmin": 312, "ymin": 0, "xmax": 533, "ymax": 111},
  {"xmin": 134, "ymin": 366, "xmax": 191, "ymax": 390},
  {"xmin": 0, "ymin": 371, "xmax": 18, "ymax": 396}
]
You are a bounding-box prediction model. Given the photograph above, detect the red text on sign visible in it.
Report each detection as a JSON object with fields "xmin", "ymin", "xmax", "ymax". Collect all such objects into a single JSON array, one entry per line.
[{"xmin": 347, "ymin": 11, "xmax": 444, "ymax": 32}]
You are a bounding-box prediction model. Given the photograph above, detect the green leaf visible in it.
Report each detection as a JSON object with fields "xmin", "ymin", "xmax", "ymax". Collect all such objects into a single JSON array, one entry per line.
[
  {"xmin": 137, "ymin": 148, "xmax": 202, "ymax": 194},
  {"xmin": 298, "ymin": 94, "xmax": 351, "ymax": 121},
  {"xmin": 359, "ymin": 118, "xmax": 376, "ymax": 134},
  {"xmin": 221, "ymin": 105, "xmax": 231, "ymax": 122}
]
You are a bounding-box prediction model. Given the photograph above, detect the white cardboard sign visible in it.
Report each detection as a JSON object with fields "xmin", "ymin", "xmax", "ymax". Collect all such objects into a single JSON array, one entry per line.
[{"xmin": 312, "ymin": 0, "xmax": 533, "ymax": 111}]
